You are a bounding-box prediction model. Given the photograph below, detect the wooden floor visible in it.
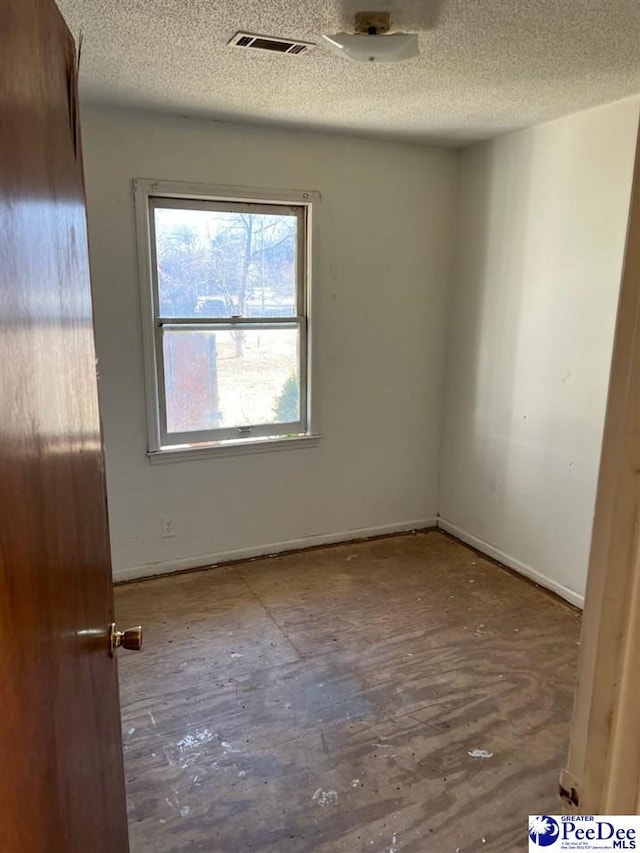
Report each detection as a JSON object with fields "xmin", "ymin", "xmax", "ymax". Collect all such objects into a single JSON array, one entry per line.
[{"xmin": 115, "ymin": 530, "xmax": 581, "ymax": 853}]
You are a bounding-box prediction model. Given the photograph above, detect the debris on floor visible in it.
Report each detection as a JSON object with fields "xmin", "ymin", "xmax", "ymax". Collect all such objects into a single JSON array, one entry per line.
[{"xmin": 467, "ymin": 748, "xmax": 493, "ymax": 759}]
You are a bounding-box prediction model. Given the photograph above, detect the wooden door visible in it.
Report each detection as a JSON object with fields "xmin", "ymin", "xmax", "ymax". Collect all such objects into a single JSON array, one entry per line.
[
  {"xmin": 564, "ymin": 120, "xmax": 640, "ymax": 814},
  {"xmin": 0, "ymin": 1, "xmax": 129, "ymax": 850}
]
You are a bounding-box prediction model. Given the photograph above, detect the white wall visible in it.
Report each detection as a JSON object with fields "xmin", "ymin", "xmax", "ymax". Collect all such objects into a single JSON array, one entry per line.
[
  {"xmin": 81, "ymin": 106, "xmax": 457, "ymax": 579},
  {"xmin": 439, "ymin": 97, "xmax": 640, "ymax": 606}
]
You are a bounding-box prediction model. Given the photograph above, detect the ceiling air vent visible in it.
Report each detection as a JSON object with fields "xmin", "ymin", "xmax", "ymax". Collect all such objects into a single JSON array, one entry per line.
[{"xmin": 228, "ymin": 31, "xmax": 315, "ymax": 56}]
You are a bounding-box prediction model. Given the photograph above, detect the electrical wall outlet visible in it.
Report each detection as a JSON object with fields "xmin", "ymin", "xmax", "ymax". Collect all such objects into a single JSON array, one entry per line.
[{"xmin": 160, "ymin": 516, "xmax": 176, "ymax": 538}]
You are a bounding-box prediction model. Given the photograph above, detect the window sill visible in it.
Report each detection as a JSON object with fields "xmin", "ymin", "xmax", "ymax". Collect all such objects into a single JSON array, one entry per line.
[{"xmin": 147, "ymin": 433, "xmax": 321, "ymax": 464}]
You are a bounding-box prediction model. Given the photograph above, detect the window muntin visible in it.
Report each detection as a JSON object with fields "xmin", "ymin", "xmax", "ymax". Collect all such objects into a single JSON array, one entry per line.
[{"xmin": 145, "ymin": 193, "xmax": 309, "ymax": 449}]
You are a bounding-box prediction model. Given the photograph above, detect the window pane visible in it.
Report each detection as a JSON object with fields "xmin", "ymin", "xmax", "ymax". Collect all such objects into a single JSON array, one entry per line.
[
  {"xmin": 163, "ymin": 327, "xmax": 300, "ymax": 434},
  {"xmin": 153, "ymin": 205, "xmax": 298, "ymax": 318}
]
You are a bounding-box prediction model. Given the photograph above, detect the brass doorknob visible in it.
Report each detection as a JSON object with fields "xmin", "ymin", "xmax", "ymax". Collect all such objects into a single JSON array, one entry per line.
[{"xmin": 109, "ymin": 622, "xmax": 143, "ymax": 655}]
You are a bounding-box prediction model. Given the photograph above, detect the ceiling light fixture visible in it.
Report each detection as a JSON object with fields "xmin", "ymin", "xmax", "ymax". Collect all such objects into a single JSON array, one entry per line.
[{"xmin": 322, "ymin": 11, "xmax": 419, "ymax": 63}]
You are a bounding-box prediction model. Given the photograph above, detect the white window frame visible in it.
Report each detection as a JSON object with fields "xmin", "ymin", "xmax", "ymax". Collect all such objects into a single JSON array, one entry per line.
[{"xmin": 134, "ymin": 179, "xmax": 319, "ymax": 461}]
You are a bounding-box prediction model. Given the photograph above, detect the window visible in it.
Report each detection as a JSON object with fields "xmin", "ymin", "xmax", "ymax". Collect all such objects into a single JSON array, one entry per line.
[{"xmin": 134, "ymin": 180, "xmax": 317, "ymax": 458}]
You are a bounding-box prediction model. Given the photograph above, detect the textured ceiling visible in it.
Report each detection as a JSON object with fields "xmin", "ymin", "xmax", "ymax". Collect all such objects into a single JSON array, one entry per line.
[{"xmin": 57, "ymin": 0, "xmax": 640, "ymax": 145}]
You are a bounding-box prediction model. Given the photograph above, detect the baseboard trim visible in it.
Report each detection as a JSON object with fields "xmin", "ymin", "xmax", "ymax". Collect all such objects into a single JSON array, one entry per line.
[
  {"xmin": 437, "ymin": 518, "xmax": 585, "ymax": 609},
  {"xmin": 114, "ymin": 517, "xmax": 439, "ymax": 583}
]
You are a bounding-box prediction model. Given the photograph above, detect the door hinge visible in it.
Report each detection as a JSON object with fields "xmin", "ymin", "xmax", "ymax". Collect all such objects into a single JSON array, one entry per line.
[{"xmin": 559, "ymin": 769, "xmax": 580, "ymax": 808}]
